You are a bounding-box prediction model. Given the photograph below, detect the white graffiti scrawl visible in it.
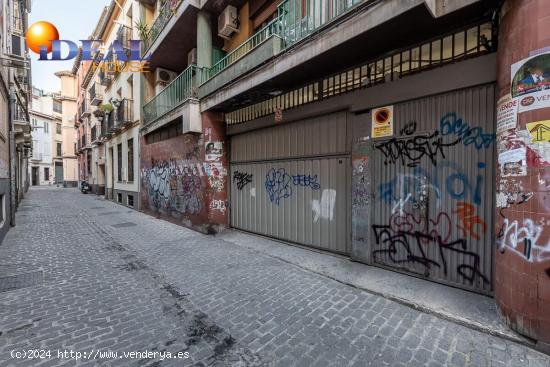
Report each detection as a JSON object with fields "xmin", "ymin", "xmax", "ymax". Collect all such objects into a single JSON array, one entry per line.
[
  {"xmin": 496, "ymin": 218, "xmax": 550, "ymax": 263},
  {"xmin": 312, "ymin": 189, "xmax": 336, "ymax": 222}
]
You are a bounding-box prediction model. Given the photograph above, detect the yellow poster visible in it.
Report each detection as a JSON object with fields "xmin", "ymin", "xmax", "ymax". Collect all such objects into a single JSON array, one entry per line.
[
  {"xmin": 526, "ymin": 120, "xmax": 550, "ymax": 142},
  {"xmin": 371, "ymin": 105, "xmax": 394, "ymax": 138}
]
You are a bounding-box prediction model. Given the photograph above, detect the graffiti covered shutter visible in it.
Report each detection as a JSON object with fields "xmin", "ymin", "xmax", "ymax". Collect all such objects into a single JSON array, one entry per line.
[
  {"xmin": 229, "ymin": 111, "xmax": 351, "ymax": 254},
  {"xmin": 369, "ymin": 84, "xmax": 496, "ymax": 294}
]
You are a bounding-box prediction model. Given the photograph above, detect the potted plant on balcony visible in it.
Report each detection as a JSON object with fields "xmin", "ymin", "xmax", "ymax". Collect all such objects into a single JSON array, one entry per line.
[
  {"xmin": 135, "ymin": 19, "xmax": 150, "ymax": 42},
  {"xmin": 99, "ymin": 103, "xmax": 114, "ymax": 113},
  {"xmin": 93, "ymin": 108, "xmax": 105, "ymax": 122}
]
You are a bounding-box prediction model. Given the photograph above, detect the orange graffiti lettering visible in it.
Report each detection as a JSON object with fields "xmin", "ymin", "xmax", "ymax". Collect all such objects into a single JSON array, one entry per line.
[{"xmin": 454, "ymin": 201, "xmax": 487, "ymax": 240}]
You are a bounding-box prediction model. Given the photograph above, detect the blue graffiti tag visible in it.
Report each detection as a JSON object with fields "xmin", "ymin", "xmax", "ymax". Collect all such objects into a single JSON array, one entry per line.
[
  {"xmin": 265, "ymin": 168, "xmax": 321, "ymax": 204},
  {"xmin": 379, "ymin": 161, "xmax": 486, "ymax": 207},
  {"xmin": 292, "ymin": 174, "xmax": 321, "ymax": 190},
  {"xmin": 439, "ymin": 112, "xmax": 495, "ymax": 149},
  {"xmin": 265, "ymin": 168, "xmax": 292, "ymax": 205}
]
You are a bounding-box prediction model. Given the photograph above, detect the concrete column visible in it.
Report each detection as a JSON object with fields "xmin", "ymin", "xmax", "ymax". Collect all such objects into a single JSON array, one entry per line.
[
  {"xmin": 196, "ymin": 11, "xmax": 213, "ymax": 69},
  {"xmin": 495, "ymin": 0, "xmax": 550, "ymax": 351}
]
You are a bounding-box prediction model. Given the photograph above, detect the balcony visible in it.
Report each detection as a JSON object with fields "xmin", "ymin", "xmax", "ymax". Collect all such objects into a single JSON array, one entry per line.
[
  {"xmin": 31, "ymin": 152, "xmax": 43, "ymax": 162},
  {"xmin": 91, "ymin": 126, "xmax": 98, "ymax": 144},
  {"xmin": 142, "ymin": 65, "xmax": 203, "ymax": 133},
  {"xmin": 80, "ymin": 100, "xmax": 91, "ymax": 118},
  {"xmin": 115, "ymin": 99, "xmax": 134, "ymax": 129},
  {"xmin": 106, "ymin": 111, "xmax": 116, "ymax": 135},
  {"xmin": 143, "ymin": 0, "xmax": 183, "ymax": 55},
  {"xmin": 199, "ymin": 0, "xmax": 368, "ymax": 99},
  {"xmin": 199, "ymin": 20, "xmax": 283, "ymax": 99},
  {"xmin": 89, "ymin": 83, "xmax": 103, "ymax": 106},
  {"xmin": 116, "ymin": 25, "xmax": 132, "ymax": 51},
  {"xmin": 99, "ymin": 65, "xmax": 114, "ymax": 86}
]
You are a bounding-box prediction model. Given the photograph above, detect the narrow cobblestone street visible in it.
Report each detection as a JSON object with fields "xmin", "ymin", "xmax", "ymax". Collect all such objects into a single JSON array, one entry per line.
[{"xmin": 0, "ymin": 187, "xmax": 548, "ymax": 366}]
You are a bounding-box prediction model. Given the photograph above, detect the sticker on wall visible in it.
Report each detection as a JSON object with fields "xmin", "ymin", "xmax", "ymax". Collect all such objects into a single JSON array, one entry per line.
[
  {"xmin": 496, "ymin": 94, "xmax": 518, "ymax": 134},
  {"xmin": 205, "ymin": 141, "xmax": 223, "ymax": 161},
  {"xmin": 498, "ymin": 147, "xmax": 527, "ymax": 177},
  {"xmin": 526, "ymin": 120, "xmax": 550, "ymax": 143},
  {"xmin": 371, "ymin": 105, "xmax": 394, "ymax": 138},
  {"xmin": 511, "ymin": 51, "xmax": 550, "ymax": 112},
  {"xmin": 275, "ymin": 108, "xmax": 283, "ymax": 123}
]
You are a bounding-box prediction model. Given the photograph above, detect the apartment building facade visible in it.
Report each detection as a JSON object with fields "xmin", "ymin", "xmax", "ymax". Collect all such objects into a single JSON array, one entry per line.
[
  {"xmin": 29, "ymin": 88, "xmax": 55, "ymax": 185},
  {"xmin": 76, "ymin": 1, "xmax": 141, "ymax": 208},
  {"xmin": 132, "ymin": 0, "xmax": 550, "ymax": 350},
  {"xmin": 0, "ymin": 0, "xmax": 32, "ymax": 241}
]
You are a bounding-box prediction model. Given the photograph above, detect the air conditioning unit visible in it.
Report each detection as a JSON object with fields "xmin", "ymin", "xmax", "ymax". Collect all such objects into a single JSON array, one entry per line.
[
  {"xmin": 154, "ymin": 68, "xmax": 178, "ymax": 93},
  {"xmin": 218, "ymin": 5, "xmax": 238, "ymax": 39},
  {"xmin": 188, "ymin": 48, "xmax": 197, "ymax": 65}
]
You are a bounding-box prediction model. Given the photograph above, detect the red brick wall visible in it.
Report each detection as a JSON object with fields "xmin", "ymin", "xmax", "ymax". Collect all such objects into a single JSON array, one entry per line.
[
  {"xmin": 139, "ymin": 112, "xmax": 228, "ymax": 234},
  {"xmin": 495, "ymin": 0, "xmax": 550, "ymax": 348}
]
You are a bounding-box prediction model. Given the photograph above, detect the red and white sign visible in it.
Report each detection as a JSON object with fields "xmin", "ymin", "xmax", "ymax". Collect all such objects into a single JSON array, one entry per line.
[{"xmin": 496, "ymin": 94, "xmax": 518, "ymax": 134}]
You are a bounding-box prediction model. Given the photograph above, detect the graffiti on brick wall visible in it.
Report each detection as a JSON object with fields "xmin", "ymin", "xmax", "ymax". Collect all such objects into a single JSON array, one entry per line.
[
  {"xmin": 496, "ymin": 218, "xmax": 550, "ymax": 263},
  {"xmin": 265, "ymin": 168, "xmax": 320, "ymax": 205},
  {"xmin": 142, "ymin": 159, "xmax": 227, "ymax": 215}
]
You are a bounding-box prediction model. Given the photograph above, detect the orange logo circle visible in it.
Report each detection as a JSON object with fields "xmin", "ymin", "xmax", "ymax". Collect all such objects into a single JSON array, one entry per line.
[{"xmin": 26, "ymin": 21, "xmax": 60, "ymax": 54}]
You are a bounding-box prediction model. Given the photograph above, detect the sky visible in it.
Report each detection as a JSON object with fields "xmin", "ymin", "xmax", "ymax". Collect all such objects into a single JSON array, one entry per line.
[{"xmin": 29, "ymin": 0, "xmax": 111, "ymax": 93}]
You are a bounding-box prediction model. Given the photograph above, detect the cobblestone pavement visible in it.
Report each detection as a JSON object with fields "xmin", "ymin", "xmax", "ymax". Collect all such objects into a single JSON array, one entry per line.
[{"xmin": 0, "ymin": 187, "xmax": 549, "ymax": 367}]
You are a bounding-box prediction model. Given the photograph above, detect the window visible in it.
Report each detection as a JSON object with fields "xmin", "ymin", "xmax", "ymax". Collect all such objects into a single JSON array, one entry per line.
[
  {"xmin": 56, "ymin": 123, "xmax": 62, "ymax": 134},
  {"xmin": 44, "ymin": 167, "xmax": 50, "ymax": 180},
  {"xmin": 127, "ymin": 138, "xmax": 134, "ymax": 182},
  {"xmin": 117, "ymin": 143, "xmax": 122, "ymax": 182},
  {"xmin": 31, "ymin": 118, "xmax": 37, "ymax": 126},
  {"xmin": 127, "ymin": 195, "xmax": 134, "ymax": 207},
  {"xmin": 87, "ymin": 154, "xmax": 91, "ymax": 174},
  {"xmin": 56, "ymin": 142, "xmax": 62, "ymax": 157},
  {"xmin": 117, "ymin": 193, "xmax": 122, "ymax": 203},
  {"xmin": 53, "ymin": 100, "xmax": 62, "ymax": 113},
  {"xmin": 44, "ymin": 121, "xmax": 49, "ymax": 133}
]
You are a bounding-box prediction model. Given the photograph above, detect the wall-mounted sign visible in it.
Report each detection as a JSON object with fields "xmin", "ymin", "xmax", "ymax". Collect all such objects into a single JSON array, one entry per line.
[
  {"xmin": 498, "ymin": 147, "xmax": 527, "ymax": 177},
  {"xmin": 511, "ymin": 51, "xmax": 550, "ymax": 112},
  {"xmin": 496, "ymin": 94, "xmax": 518, "ymax": 134},
  {"xmin": 526, "ymin": 120, "xmax": 550, "ymax": 143},
  {"xmin": 205, "ymin": 141, "xmax": 223, "ymax": 161},
  {"xmin": 371, "ymin": 105, "xmax": 394, "ymax": 138}
]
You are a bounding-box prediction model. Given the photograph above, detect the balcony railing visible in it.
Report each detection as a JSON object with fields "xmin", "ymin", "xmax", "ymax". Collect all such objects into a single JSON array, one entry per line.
[
  {"xmin": 89, "ymin": 83, "xmax": 104, "ymax": 106},
  {"xmin": 99, "ymin": 65, "xmax": 113, "ymax": 86},
  {"xmin": 31, "ymin": 152, "xmax": 43, "ymax": 161},
  {"xmin": 205, "ymin": 19, "xmax": 282, "ymax": 80},
  {"xmin": 80, "ymin": 100, "xmax": 90, "ymax": 118},
  {"xmin": 13, "ymin": 102, "xmax": 28, "ymax": 122},
  {"xmin": 106, "ymin": 110, "xmax": 116, "ymax": 134},
  {"xmin": 143, "ymin": 0, "xmax": 183, "ymax": 54},
  {"xmin": 116, "ymin": 99, "xmax": 134, "ymax": 128},
  {"xmin": 201, "ymin": 0, "xmax": 367, "ymax": 86},
  {"xmin": 91, "ymin": 126, "xmax": 97, "ymax": 142},
  {"xmin": 143, "ymin": 65, "xmax": 204, "ymax": 126},
  {"xmin": 117, "ymin": 25, "xmax": 132, "ymax": 51}
]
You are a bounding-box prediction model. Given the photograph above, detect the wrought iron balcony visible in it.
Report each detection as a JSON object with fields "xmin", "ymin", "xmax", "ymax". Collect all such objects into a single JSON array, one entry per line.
[
  {"xmin": 89, "ymin": 82, "xmax": 104, "ymax": 106},
  {"xmin": 116, "ymin": 99, "xmax": 134, "ymax": 129},
  {"xmin": 99, "ymin": 65, "xmax": 114, "ymax": 86},
  {"xmin": 80, "ymin": 100, "xmax": 91, "ymax": 118},
  {"xmin": 143, "ymin": 65, "xmax": 204, "ymax": 126},
  {"xmin": 116, "ymin": 25, "xmax": 132, "ymax": 51},
  {"xmin": 142, "ymin": 0, "xmax": 183, "ymax": 55}
]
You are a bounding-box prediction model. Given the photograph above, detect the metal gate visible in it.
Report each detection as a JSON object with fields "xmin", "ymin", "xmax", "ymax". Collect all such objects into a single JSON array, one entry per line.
[
  {"xmin": 230, "ymin": 111, "xmax": 351, "ymax": 254},
  {"xmin": 370, "ymin": 84, "xmax": 496, "ymax": 294}
]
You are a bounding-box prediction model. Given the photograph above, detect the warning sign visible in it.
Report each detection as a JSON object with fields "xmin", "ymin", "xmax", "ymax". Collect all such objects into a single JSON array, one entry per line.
[{"xmin": 372, "ymin": 105, "xmax": 394, "ymax": 138}]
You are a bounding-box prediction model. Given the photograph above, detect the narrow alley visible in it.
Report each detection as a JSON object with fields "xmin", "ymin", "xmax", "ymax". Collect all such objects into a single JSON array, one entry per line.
[{"xmin": 0, "ymin": 187, "xmax": 548, "ymax": 367}]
